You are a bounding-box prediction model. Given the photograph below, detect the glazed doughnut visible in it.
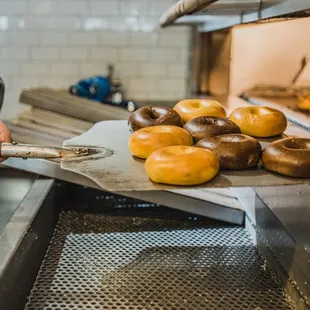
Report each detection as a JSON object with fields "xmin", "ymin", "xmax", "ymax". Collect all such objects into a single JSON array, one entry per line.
[
  {"xmin": 145, "ymin": 145, "xmax": 220, "ymax": 185},
  {"xmin": 129, "ymin": 125, "xmax": 193, "ymax": 159},
  {"xmin": 184, "ymin": 116, "xmax": 241, "ymax": 143},
  {"xmin": 262, "ymin": 138, "xmax": 310, "ymax": 178},
  {"xmin": 196, "ymin": 134, "xmax": 262, "ymax": 170},
  {"xmin": 174, "ymin": 99, "xmax": 226, "ymax": 123},
  {"xmin": 229, "ymin": 106, "xmax": 287, "ymax": 137},
  {"xmin": 128, "ymin": 106, "xmax": 182, "ymax": 132}
]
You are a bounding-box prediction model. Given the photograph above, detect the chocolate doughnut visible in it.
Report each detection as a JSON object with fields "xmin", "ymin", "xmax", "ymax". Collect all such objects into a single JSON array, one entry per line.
[
  {"xmin": 128, "ymin": 106, "xmax": 182, "ymax": 132},
  {"xmin": 184, "ymin": 116, "xmax": 241, "ymax": 143},
  {"xmin": 196, "ymin": 134, "xmax": 262, "ymax": 170},
  {"xmin": 262, "ymin": 138, "xmax": 310, "ymax": 178}
]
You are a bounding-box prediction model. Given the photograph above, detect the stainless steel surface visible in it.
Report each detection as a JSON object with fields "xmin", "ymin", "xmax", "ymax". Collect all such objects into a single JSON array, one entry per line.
[
  {"xmin": 25, "ymin": 207, "xmax": 296, "ymax": 310},
  {"xmin": 0, "ymin": 177, "xmax": 54, "ymax": 276},
  {"xmin": 254, "ymin": 185, "xmax": 310, "ymax": 306},
  {"xmin": 0, "ymin": 168, "xmax": 35, "ymax": 234},
  {"xmin": 255, "ymin": 185, "xmax": 310, "ymax": 255},
  {"xmin": 0, "ymin": 176, "xmax": 59, "ymax": 310},
  {"xmin": 2, "ymin": 158, "xmax": 245, "ymax": 225},
  {"xmin": 0, "ymin": 175, "xmax": 308, "ymax": 309},
  {"xmin": 201, "ymin": 0, "xmax": 261, "ymax": 13},
  {"xmin": 258, "ymin": 0, "xmax": 310, "ymax": 19},
  {"xmin": 126, "ymin": 189, "xmax": 244, "ymax": 225},
  {"xmin": 61, "ymin": 120, "xmax": 310, "ymax": 192},
  {"xmin": 164, "ymin": 0, "xmax": 310, "ymax": 32},
  {"xmin": 233, "ymin": 186, "xmax": 310, "ymax": 306},
  {"xmin": 0, "ymin": 143, "xmax": 88, "ymax": 159}
]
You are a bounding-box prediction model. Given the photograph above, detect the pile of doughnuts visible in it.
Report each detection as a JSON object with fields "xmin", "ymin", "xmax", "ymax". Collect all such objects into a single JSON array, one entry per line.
[{"xmin": 128, "ymin": 99, "xmax": 310, "ymax": 186}]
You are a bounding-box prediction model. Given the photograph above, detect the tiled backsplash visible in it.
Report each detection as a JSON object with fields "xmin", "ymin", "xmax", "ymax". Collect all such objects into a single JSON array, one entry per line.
[{"xmin": 0, "ymin": 0, "xmax": 190, "ymax": 119}]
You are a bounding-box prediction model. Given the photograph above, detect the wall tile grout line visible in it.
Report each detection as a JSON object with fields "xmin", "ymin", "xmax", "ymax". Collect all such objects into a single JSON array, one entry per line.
[{"xmin": 0, "ymin": 0, "xmax": 189, "ymax": 119}]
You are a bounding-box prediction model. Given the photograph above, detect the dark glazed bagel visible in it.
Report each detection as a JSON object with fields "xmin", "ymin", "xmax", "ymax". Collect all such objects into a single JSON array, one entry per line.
[
  {"xmin": 184, "ymin": 116, "xmax": 241, "ymax": 143},
  {"xmin": 262, "ymin": 138, "xmax": 310, "ymax": 178},
  {"xmin": 196, "ymin": 134, "xmax": 262, "ymax": 170},
  {"xmin": 128, "ymin": 106, "xmax": 182, "ymax": 132}
]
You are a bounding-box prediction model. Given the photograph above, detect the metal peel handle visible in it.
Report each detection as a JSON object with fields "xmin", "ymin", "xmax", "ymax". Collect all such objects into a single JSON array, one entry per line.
[{"xmin": 0, "ymin": 143, "xmax": 88, "ymax": 159}]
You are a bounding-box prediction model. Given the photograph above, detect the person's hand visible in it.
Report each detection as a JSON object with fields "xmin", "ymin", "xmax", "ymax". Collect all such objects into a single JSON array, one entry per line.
[{"xmin": 0, "ymin": 121, "xmax": 11, "ymax": 163}]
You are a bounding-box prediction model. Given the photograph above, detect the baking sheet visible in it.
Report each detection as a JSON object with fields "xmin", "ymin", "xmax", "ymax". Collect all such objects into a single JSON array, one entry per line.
[{"xmin": 61, "ymin": 120, "xmax": 310, "ymax": 192}]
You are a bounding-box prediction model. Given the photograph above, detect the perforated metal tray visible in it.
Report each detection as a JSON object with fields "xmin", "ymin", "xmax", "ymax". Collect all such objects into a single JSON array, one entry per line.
[{"xmin": 25, "ymin": 198, "xmax": 296, "ymax": 310}]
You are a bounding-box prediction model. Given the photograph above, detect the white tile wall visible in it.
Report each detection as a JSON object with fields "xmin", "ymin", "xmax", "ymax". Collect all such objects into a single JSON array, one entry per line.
[
  {"xmin": 0, "ymin": 0, "xmax": 190, "ymax": 119},
  {"xmin": 21, "ymin": 62, "xmax": 50, "ymax": 75},
  {"xmin": 30, "ymin": 47, "xmax": 61, "ymax": 60},
  {"xmin": 61, "ymin": 47, "xmax": 88, "ymax": 60}
]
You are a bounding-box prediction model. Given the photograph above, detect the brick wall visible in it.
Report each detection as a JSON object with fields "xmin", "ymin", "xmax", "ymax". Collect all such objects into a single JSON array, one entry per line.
[{"xmin": 0, "ymin": 0, "xmax": 190, "ymax": 119}]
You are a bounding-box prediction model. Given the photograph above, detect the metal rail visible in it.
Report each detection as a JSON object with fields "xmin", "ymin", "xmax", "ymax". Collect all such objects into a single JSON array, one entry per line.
[
  {"xmin": 160, "ymin": 0, "xmax": 219, "ymax": 27},
  {"xmin": 160, "ymin": 0, "xmax": 310, "ymax": 32}
]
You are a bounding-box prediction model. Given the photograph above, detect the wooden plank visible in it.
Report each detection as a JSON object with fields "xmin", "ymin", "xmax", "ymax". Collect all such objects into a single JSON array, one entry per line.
[
  {"xmin": 19, "ymin": 88, "xmax": 130, "ymax": 123},
  {"xmin": 21, "ymin": 88, "xmax": 131, "ymax": 121},
  {"xmin": 10, "ymin": 118, "xmax": 75, "ymax": 139},
  {"xmin": 6, "ymin": 123, "xmax": 64, "ymax": 147},
  {"xmin": 19, "ymin": 108, "xmax": 93, "ymax": 135}
]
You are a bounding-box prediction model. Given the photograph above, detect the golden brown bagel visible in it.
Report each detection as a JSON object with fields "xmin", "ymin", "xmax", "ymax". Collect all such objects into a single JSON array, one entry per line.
[
  {"xmin": 174, "ymin": 99, "xmax": 226, "ymax": 123},
  {"xmin": 229, "ymin": 106, "xmax": 287, "ymax": 137},
  {"xmin": 129, "ymin": 125, "xmax": 193, "ymax": 159},
  {"xmin": 145, "ymin": 145, "xmax": 220, "ymax": 185},
  {"xmin": 184, "ymin": 116, "xmax": 241, "ymax": 143},
  {"xmin": 196, "ymin": 134, "xmax": 262, "ymax": 170},
  {"xmin": 262, "ymin": 137, "xmax": 310, "ymax": 178},
  {"xmin": 297, "ymin": 95, "xmax": 310, "ymax": 111},
  {"xmin": 128, "ymin": 106, "xmax": 182, "ymax": 132}
]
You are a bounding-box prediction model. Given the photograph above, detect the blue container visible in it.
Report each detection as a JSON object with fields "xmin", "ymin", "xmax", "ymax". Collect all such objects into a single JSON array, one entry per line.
[{"xmin": 69, "ymin": 76, "xmax": 111, "ymax": 102}]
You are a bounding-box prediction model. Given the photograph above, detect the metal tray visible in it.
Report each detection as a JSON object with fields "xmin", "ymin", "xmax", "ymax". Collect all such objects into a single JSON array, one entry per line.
[
  {"xmin": 0, "ymin": 180, "xmax": 301, "ymax": 310},
  {"xmin": 61, "ymin": 120, "xmax": 310, "ymax": 192},
  {"xmin": 25, "ymin": 211, "xmax": 295, "ymax": 310}
]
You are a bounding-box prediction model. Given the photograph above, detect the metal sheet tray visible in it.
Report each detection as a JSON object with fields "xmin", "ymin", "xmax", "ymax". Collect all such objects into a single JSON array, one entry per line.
[
  {"xmin": 61, "ymin": 120, "xmax": 310, "ymax": 192},
  {"xmin": 25, "ymin": 210, "xmax": 295, "ymax": 310},
  {"xmin": 1, "ymin": 180, "xmax": 307, "ymax": 310}
]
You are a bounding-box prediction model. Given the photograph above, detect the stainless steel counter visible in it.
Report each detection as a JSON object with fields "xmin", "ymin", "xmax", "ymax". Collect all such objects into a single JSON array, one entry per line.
[
  {"xmin": 0, "ymin": 168, "xmax": 36, "ymax": 234},
  {"xmin": 232, "ymin": 185, "xmax": 310, "ymax": 305}
]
